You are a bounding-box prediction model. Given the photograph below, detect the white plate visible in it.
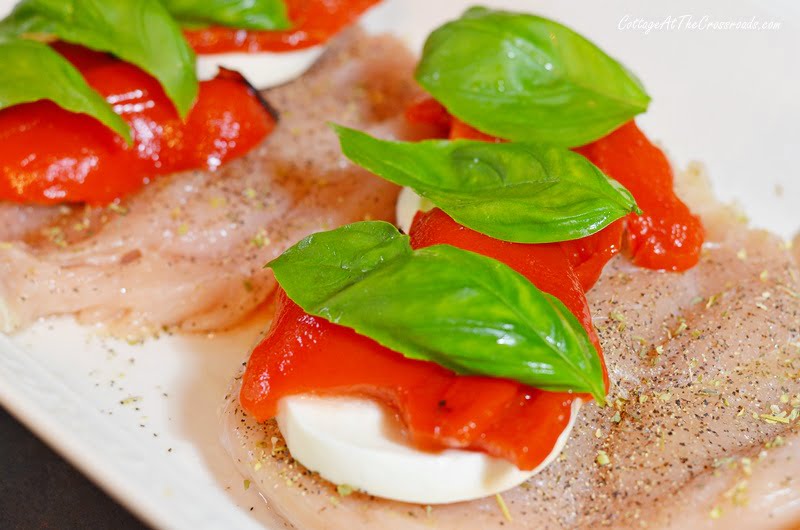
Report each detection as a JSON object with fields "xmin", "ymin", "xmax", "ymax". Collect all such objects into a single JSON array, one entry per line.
[{"xmin": 1, "ymin": 1, "xmax": 798, "ymax": 529}]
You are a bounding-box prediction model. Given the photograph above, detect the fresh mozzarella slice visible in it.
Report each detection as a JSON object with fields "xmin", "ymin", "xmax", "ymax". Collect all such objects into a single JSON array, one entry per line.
[
  {"xmin": 196, "ymin": 47, "xmax": 325, "ymax": 90},
  {"xmin": 0, "ymin": 0, "xmax": 14, "ymax": 18},
  {"xmin": 395, "ymin": 186, "xmax": 434, "ymax": 234},
  {"xmin": 276, "ymin": 394, "xmax": 581, "ymax": 504}
]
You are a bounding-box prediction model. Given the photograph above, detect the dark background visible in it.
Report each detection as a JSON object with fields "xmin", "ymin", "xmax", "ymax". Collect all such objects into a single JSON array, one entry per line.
[{"xmin": 0, "ymin": 407, "xmax": 148, "ymax": 530}]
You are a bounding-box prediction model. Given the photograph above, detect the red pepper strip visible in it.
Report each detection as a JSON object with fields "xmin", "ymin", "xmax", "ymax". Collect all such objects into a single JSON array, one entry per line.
[
  {"xmin": 404, "ymin": 98, "xmax": 704, "ymax": 273},
  {"xmin": 449, "ymin": 117, "xmax": 503, "ymax": 142},
  {"xmin": 0, "ymin": 45, "xmax": 275, "ymax": 205},
  {"xmin": 184, "ymin": 0, "xmax": 381, "ymax": 54},
  {"xmin": 561, "ymin": 220, "xmax": 624, "ymax": 291},
  {"xmin": 406, "ymin": 99, "xmax": 498, "ymax": 142},
  {"xmin": 575, "ymin": 122, "xmax": 704, "ymax": 271},
  {"xmin": 404, "ymin": 96, "xmax": 451, "ymax": 137},
  {"xmin": 241, "ymin": 290, "xmax": 576, "ymax": 470},
  {"xmin": 51, "ymin": 42, "xmax": 116, "ymax": 71}
]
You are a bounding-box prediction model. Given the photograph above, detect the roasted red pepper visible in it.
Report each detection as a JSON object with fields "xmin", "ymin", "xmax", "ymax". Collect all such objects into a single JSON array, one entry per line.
[
  {"xmin": 0, "ymin": 43, "xmax": 275, "ymax": 205},
  {"xmin": 184, "ymin": 0, "xmax": 381, "ymax": 54},
  {"xmin": 405, "ymin": 97, "xmax": 704, "ymax": 272},
  {"xmin": 575, "ymin": 122, "xmax": 704, "ymax": 271}
]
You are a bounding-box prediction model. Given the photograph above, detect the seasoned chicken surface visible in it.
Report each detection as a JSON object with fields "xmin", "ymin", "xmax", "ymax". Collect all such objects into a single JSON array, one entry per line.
[
  {"xmin": 222, "ymin": 169, "xmax": 800, "ymax": 530},
  {"xmin": 0, "ymin": 30, "xmax": 424, "ymax": 335}
]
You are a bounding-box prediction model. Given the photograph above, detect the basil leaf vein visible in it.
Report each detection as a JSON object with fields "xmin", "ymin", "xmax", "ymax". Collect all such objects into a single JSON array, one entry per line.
[
  {"xmin": 415, "ymin": 7, "xmax": 651, "ymax": 147},
  {"xmin": 0, "ymin": 38, "xmax": 131, "ymax": 143},
  {"xmin": 269, "ymin": 221, "xmax": 606, "ymax": 403},
  {"xmin": 0, "ymin": 0, "xmax": 198, "ymax": 118},
  {"xmin": 162, "ymin": 0, "xmax": 291, "ymax": 31},
  {"xmin": 334, "ymin": 125, "xmax": 639, "ymax": 243}
]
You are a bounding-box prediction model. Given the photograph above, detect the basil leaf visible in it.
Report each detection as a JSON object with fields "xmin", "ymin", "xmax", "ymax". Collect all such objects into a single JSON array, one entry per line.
[
  {"xmin": 415, "ymin": 7, "xmax": 650, "ymax": 147},
  {"xmin": 0, "ymin": 0, "xmax": 198, "ymax": 118},
  {"xmin": 269, "ymin": 221, "xmax": 606, "ymax": 403},
  {"xmin": 271, "ymin": 221, "xmax": 412, "ymax": 310},
  {"xmin": 162, "ymin": 0, "xmax": 291, "ymax": 31},
  {"xmin": 334, "ymin": 125, "xmax": 639, "ymax": 243},
  {"xmin": 0, "ymin": 38, "xmax": 131, "ymax": 143}
]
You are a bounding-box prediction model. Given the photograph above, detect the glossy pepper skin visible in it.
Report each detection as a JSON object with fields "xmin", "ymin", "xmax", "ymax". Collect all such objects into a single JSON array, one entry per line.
[
  {"xmin": 0, "ymin": 43, "xmax": 275, "ymax": 206},
  {"xmin": 406, "ymin": 97, "xmax": 704, "ymax": 273},
  {"xmin": 240, "ymin": 207, "xmax": 601, "ymax": 471},
  {"xmin": 184, "ymin": 0, "xmax": 381, "ymax": 54},
  {"xmin": 575, "ymin": 122, "xmax": 704, "ymax": 272}
]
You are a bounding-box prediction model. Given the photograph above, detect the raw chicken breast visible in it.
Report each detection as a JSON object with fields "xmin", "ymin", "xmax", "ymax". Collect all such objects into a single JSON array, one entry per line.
[
  {"xmin": 0, "ymin": 204, "xmax": 65, "ymax": 241},
  {"xmin": 222, "ymin": 168, "xmax": 800, "ymax": 530},
  {"xmin": 0, "ymin": 29, "xmax": 425, "ymax": 335}
]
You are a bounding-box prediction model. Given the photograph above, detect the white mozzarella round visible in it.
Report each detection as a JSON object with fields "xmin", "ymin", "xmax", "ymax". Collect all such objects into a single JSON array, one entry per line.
[
  {"xmin": 276, "ymin": 394, "xmax": 581, "ymax": 504},
  {"xmin": 0, "ymin": 0, "xmax": 14, "ymax": 18},
  {"xmin": 395, "ymin": 186, "xmax": 434, "ymax": 234},
  {"xmin": 196, "ymin": 46, "xmax": 325, "ymax": 90}
]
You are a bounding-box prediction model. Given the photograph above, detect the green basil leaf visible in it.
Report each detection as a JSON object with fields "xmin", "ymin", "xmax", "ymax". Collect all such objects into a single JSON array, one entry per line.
[
  {"xmin": 0, "ymin": 0, "xmax": 198, "ymax": 118},
  {"xmin": 0, "ymin": 38, "xmax": 131, "ymax": 143},
  {"xmin": 334, "ymin": 125, "xmax": 639, "ymax": 243},
  {"xmin": 415, "ymin": 7, "xmax": 650, "ymax": 147},
  {"xmin": 162, "ymin": 0, "xmax": 290, "ymax": 31},
  {"xmin": 269, "ymin": 221, "xmax": 606, "ymax": 403},
  {"xmin": 271, "ymin": 221, "xmax": 413, "ymax": 310}
]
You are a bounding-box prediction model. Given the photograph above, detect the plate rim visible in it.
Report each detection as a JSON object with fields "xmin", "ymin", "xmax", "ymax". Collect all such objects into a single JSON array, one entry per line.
[{"xmin": 0, "ymin": 332, "xmax": 265, "ymax": 530}]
